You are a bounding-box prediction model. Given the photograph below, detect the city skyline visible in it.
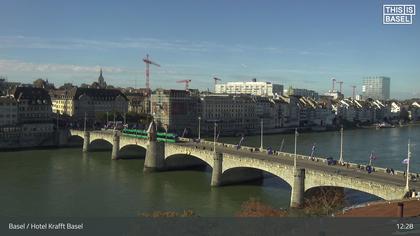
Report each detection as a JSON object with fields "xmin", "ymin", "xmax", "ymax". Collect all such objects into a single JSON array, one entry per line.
[{"xmin": 0, "ymin": 0, "xmax": 419, "ymax": 99}]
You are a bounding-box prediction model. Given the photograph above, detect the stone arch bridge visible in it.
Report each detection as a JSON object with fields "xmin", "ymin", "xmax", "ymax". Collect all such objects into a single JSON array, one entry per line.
[{"xmin": 68, "ymin": 129, "xmax": 418, "ymax": 207}]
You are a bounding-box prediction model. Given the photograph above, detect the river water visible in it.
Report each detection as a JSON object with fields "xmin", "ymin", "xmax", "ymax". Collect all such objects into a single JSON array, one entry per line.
[{"xmin": 0, "ymin": 126, "xmax": 418, "ymax": 217}]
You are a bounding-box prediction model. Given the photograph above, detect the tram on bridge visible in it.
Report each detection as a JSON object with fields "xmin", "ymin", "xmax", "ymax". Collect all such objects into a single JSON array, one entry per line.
[{"xmin": 122, "ymin": 129, "xmax": 178, "ymax": 143}]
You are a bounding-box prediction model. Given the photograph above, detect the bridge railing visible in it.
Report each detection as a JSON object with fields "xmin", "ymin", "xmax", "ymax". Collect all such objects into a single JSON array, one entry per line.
[
  {"xmin": 192, "ymin": 138, "xmax": 419, "ymax": 178},
  {"xmin": 75, "ymin": 133, "xmax": 419, "ymax": 178}
]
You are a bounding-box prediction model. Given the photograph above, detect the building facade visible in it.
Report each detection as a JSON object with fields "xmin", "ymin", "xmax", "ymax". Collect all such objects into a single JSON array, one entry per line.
[
  {"xmin": 0, "ymin": 96, "xmax": 18, "ymax": 127},
  {"xmin": 14, "ymin": 87, "xmax": 53, "ymax": 123},
  {"xmin": 151, "ymin": 89, "xmax": 200, "ymax": 135},
  {"xmin": 50, "ymin": 87, "xmax": 128, "ymax": 120},
  {"xmin": 199, "ymin": 94, "xmax": 258, "ymax": 135},
  {"xmin": 286, "ymin": 87, "xmax": 319, "ymax": 100},
  {"xmin": 362, "ymin": 76, "xmax": 391, "ymax": 100},
  {"xmin": 215, "ymin": 81, "xmax": 283, "ymax": 97},
  {"xmin": 0, "ymin": 87, "xmax": 56, "ymax": 149},
  {"xmin": 124, "ymin": 91, "xmax": 150, "ymax": 114}
]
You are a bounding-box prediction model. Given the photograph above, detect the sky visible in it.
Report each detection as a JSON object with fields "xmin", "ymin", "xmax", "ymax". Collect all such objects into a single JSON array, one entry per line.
[{"xmin": 0, "ymin": 0, "xmax": 419, "ymax": 99}]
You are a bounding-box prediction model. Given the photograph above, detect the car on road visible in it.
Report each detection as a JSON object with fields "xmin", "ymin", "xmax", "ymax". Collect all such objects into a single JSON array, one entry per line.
[{"xmin": 326, "ymin": 157, "xmax": 337, "ymax": 165}]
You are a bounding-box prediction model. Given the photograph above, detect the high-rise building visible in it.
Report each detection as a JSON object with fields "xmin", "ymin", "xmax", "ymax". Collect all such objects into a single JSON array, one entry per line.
[
  {"xmin": 362, "ymin": 76, "xmax": 390, "ymax": 100},
  {"xmin": 215, "ymin": 80, "xmax": 283, "ymax": 97}
]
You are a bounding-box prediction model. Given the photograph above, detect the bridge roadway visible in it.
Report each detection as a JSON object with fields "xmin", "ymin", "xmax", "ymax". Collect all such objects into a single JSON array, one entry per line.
[
  {"xmin": 177, "ymin": 140, "xmax": 420, "ymax": 190},
  {"xmin": 67, "ymin": 129, "xmax": 419, "ymax": 207}
]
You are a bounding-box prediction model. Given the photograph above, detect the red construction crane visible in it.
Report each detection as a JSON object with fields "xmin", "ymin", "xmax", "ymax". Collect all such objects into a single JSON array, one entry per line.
[
  {"xmin": 337, "ymin": 81, "xmax": 344, "ymax": 93},
  {"xmin": 351, "ymin": 85, "xmax": 357, "ymax": 100},
  {"xmin": 177, "ymin": 79, "xmax": 192, "ymax": 91},
  {"xmin": 213, "ymin": 77, "xmax": 222, "ymax": 85},
  {"xmin": 143, "ymin": 54, "xmax": 160, "ymax": 92}
]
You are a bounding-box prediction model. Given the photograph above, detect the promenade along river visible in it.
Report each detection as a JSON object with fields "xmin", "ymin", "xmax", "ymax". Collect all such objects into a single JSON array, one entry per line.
[{"xmin": 0, "ymin": 125, "xmax": 419, "ymax": 217}]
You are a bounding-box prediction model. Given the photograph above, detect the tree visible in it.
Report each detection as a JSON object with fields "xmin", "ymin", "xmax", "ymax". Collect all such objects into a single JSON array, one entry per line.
[
  {"xmin": 33, "ymin": 78, "xmax": 46, "ymax": 88},
  {"xmin": 33, "ymin": 78, "xmax": 55, "ymax": 89},
  {"xmin": 236, "ymin": 198, "xmax": 287, "ymax": 217},
  {"xmin": 303, "ymin": 187, "xmax": 346, "ymax": 216},
  {"xmin": 400, "ymin": 107, "xmax": 410, "ymax": 122}
]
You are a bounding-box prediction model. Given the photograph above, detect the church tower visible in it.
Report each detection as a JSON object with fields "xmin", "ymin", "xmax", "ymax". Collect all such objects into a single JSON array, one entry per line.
[{"xmin": 98, "ymin": 68, "xmax": 107, "ymax": 89}]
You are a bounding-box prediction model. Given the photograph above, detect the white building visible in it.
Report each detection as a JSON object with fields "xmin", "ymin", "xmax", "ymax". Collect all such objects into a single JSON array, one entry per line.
[
  {"xmin": 215, "ymin": 81, "xmax": 283, "ymax": 97},
  {"xmin": 323, "ymin": 90, "xmax": 344, "ymax": 100}
]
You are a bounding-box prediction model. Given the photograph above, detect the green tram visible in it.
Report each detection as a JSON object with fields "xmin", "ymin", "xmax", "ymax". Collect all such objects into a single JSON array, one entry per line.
[{"xmin": 122, "ymin": 129, "xmax": 178, "ymax": 143}]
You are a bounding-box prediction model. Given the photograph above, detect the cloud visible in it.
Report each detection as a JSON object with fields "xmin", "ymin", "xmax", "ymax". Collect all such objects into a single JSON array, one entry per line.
[
  {"xmin": 0, "ymin": 59, "xmax": 126, "ymax": 74},
  {"xmin": 0, "ymin": 35, "xmax": 309, "ymax": 55},
  {"xmin": 0, "ymin": 36, "xmax": 223, "ymax": 53}
]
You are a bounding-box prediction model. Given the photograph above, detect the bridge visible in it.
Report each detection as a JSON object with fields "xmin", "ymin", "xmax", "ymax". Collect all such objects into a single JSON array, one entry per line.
[{"xmin": 67, "ymin": 123, "xmax": 419, "ymax": 208}]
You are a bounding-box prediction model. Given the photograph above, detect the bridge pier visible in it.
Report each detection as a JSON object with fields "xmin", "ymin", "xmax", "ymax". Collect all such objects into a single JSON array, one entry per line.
[
  {"xmin": 290, "ymin": 168, "xmax": 305, "ymax": 208},
  {"xmin": 211, "ymin": 152, "xmax": 223, "ymax": 187},
  {"xmin": 82, "ymin": 131, "xmax": 90, "ymax": 152},
  {"xmin": 143, "ymin": 141, "xmax": 165, "ymax": 172},
  {"xmin": 111, "ymin": 132, "xmax": 120, "ymax": 160}
]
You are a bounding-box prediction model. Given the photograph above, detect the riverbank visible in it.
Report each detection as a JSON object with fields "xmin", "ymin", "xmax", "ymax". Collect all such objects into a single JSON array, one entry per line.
[{"xmin": 336, "ymin": 198, "xmax": 420, "ymax": 217}]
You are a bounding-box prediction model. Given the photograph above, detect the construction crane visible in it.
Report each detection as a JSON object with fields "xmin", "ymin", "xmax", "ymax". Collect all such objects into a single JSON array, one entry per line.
[
  {"xmin": 351, "ymin": 85, "xmax": 357, "ymax": 100},
  {"xmin": 177, "ymin": 80, "xmax": 192, "ymax": 91},
  {"xmin": 331, "ymin": 77, "xmax": 336, "ymax": 91},
  {"xmin": 213, "ymin": 77, "xmax": 222, "ymax": 85},
  {"xmin": 337, "ymin": 81, "xmax": 344, "ymax": 93},
  {"xmin": 142, "ymin": 54, "xmax": 160, "ymax": 92}
]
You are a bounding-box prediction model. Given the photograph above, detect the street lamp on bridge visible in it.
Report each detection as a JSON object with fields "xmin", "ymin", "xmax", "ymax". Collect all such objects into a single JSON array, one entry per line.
[
  {"xmin": 113, "ymin": 112, "xmax": 116, "ymax": 131},
  {"xmin": 213, "ymin": 122, "xmax": 217, "ymax": 153},
  {"xmin": 339, "ymin": 126, "xmax": 344, "ymax": 163},
  {"xmin": 405, "ymin": 138, "xmax": 412, "ymax": 192},
  {"xmin": 198, "ymin": 116, "xmax": 201, "ymax": 141},
  {"xmin": 260, "ymin": 118, "xmax": 264, "ymax": 150},
  {"xmin": 84, "ymin": 112, "xmax": 87, "ymax": 132},
  {"xmin": 294, "ymin": 128, "xmax": 298, "ymax": 170}
]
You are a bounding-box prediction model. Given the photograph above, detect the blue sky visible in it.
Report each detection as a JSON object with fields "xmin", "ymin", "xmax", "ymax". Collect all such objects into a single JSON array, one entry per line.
[{"xmin": 0, "ymin": 0, "xmax": 419, "ymax": 98}]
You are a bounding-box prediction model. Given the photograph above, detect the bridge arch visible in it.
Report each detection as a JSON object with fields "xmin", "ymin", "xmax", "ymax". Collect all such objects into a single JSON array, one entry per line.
[
  {"xmin": 221, "ymin": 166, "xmax": 292, "ymax": 188},
  {"xmin": 89, "ymin": 138, "xmax": 113, "ymax": 150},
  {"xmin": 304, "ymin": 185, "xmax": 382, "ymax": 203},
  {"xmin": 68, "ymin": 135, "xmax": 84, "ymax": 145},
  {"xmin": 164, "ymin": 144, "xmax": 215, "ymax": 170},
  {"xmin": 304, "ymin": 173, "xmax": 407, "ymax": 201},
  {"xmin": 165, "ymin": 153, "xmax": 213, "ymax": 170},
  {"xmin": 119, "ymin": 136, "xmax": 148, "ymax": 150},
  {"xmin": 118, "ymin": 144, "xmax": 147, "ymax": 159},
  {"xmin": 221, "ymin": 154, "xmax": 294, "ymax": 187},
  {"xmin": 305, "ymin": 183, "xmax": 389, "ymax": 200}
]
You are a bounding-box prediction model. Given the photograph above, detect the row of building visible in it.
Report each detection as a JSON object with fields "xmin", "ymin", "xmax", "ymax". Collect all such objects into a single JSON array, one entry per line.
[
  {"xmin": 0, "ymin": 72, "xmax": 415, "ymax": 138},
  {"xmin": 0, "ymin": 87, "xmax": 57, "ymax": 148},
  {"xmin": 213, "ymin": 76, "xmax": 391, "ymax": 101},
  {"xmin": 150, "ymin": 88, "xmax": 420, "ymax": 136}
]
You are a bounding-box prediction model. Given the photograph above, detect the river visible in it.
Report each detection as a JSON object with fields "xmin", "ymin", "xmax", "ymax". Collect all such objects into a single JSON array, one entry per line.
[{"xmin": 0, "ymin": 125, "xmax": 418, "ymax": 217}]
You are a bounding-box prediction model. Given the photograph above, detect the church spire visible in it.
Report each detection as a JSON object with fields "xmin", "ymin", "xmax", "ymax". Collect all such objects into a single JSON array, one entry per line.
[{"xmin": 97, "ymin": 67, "xmax": 106, "ymax": 89}]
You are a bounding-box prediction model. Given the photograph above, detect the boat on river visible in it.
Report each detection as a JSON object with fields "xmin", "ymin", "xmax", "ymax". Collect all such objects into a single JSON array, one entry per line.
[{"xmin": 376, "ymin": 122, "xmax": 395, "ymax": 129}]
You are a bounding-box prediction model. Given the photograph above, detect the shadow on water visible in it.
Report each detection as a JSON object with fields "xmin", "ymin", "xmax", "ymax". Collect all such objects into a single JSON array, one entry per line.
[{"xmin": 118, "ymin": 145, "xmax": 146, "ymax": 159}]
